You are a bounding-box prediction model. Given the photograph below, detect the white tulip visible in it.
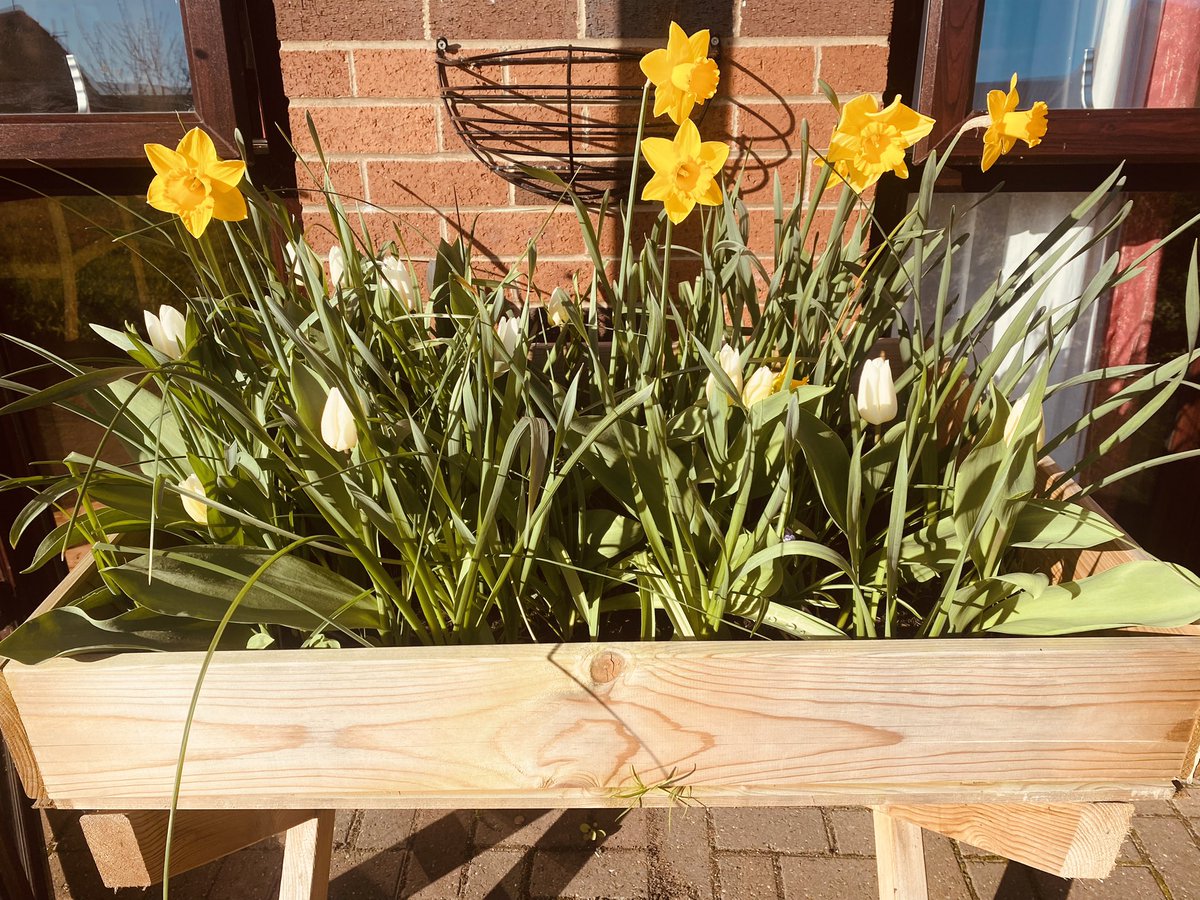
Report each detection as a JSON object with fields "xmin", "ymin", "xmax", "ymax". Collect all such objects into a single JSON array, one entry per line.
[
  {"xmin": 493, "ymin": 317, "xmax": 522, "ymax": 374},
  {"xmin": 144, "ymin": 304, "xmax": 186, "ymax": 359},
  {"xmin": 1004, "ymin": 393, "xmax": 1046, "ymax": 447},
  {"xmin": 285, "ymin": 241, "xmax": 310, "ymax": 280},
  {"xmin": 379, "ymin": 256, "xmax": 416, "ymax": 310},
  {"xmin": 178, "ymin": 473, "xmax": 209, "ymax": 525},
  {"xmin": 327, "ymin": 245, "xmax": 346, "ymax": 289},
  {"xmin": 742, "ymin": 365, "xmax": 776, "ymax": 406},
  {"xmin": 545, "ymin": 288, "xmax": 571, "ymax": 328},
  {"xmin": 320, "ymin": 387, "xmax": 358, "ymax": 452},
  {"xmin": 857, "ymin": 357, "xmax": 898, "ymax": 425},
  {"xmin": 706, "ymin": 342, "xmax": 744, "ymax": 402}
]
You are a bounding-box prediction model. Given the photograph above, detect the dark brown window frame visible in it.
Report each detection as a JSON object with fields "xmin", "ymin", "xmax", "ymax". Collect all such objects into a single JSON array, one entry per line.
[
  {"xmin": 0, "ymin": 0, "xmax": 241, "ymax": 166},
  {"xmin": 914, "ymin": 0, "xmax": 1200, "ymax": 173}
]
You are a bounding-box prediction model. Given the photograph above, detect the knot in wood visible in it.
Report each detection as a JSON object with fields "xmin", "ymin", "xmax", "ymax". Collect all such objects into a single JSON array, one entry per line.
[{"xmin": 589, "ymin": 650, "xmax": 624, "ymax": 685}]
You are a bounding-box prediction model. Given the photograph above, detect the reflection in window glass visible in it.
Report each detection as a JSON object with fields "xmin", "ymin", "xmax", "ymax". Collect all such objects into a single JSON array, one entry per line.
[
  {"xmin": 972, "ymin": 0, "xmax": 1197, "ymax": 110},
  {"xmin": 0, "ymin": 0, "xmax": 192, "ymax": 114},
  {"xmin": 0, "ymin": 195, "xmax": 197, "ymax": 463},
  {"xmin": 0, "ymin": 195, "xmax": 194, "ymax": 348}
]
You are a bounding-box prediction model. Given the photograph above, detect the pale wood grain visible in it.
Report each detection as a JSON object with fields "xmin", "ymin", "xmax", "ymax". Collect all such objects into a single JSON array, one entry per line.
[
  {"xmin": 279, "ymin": 812, "xmax": 334, "ymax": 900},
  {"xmin": 5, "ymin": 638, "xmax": 1200, "ymax": 809},
  {"xmin": 1031, "ymin": 458, "xmax": 1150, "ymax": 580},
  {"xmin": 882, "ymin": 802, "xmax": 1133, "ymax": 879},
  {"xmin": 873, "ymin": 808, "xmax": 928, "ymax": 900},
  {"xmin": 0, "ymin": 668, "xmax": 45, "ymax": 806},
  {"xmin": 80, "ymin": 808, "xmax": 316, "ymax": 888}
]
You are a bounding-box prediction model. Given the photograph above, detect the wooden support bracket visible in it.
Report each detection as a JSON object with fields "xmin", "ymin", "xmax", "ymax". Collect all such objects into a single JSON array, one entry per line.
[
  {"xmin": 880, "ymin": 802, "xmax": 1134, "ymax": 879},
  {"xmin": 80, "ymin": 808, "xmax": 322, "ymax": 889},
  {"xmin": 280, "ymin": 811, "xmax": 335, "ymax": 900},
  {"xmin": 872, "ymin": 808, "xmax": 929, "ymax": 900}
]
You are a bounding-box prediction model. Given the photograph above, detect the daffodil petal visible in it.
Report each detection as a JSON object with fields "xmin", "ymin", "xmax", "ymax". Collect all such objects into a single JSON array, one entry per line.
[
  {"xmin": 179, "ymin": 201, "xmax": 215, "ymax": 239},
  {"xmin": 146, "ymin": 174, "xmax": 174, "ymax": 213},
  {"xmin": 670, "ymin": 92, "xmax": 695, "ymax": 125},
  {"xmin": 663, "ymin": 192, "xmax": 694, "ymax": 224},
  {"xmin": 145, "ymin": 142, "xmax": 185, "ymax": 177},
  {"xmin": 687, "ymin": 28, "xmax": 711, "ymax": 60},
  {"xmin": 698, "ymin": 139, "xmax": 730, "ymax": 172},
  {"xmin": 641, "ymin": 172, "xmax": 673, "ymax": 201},
  {"xmin": 177, "ymin": 127, "xmax": 218, "ymax": 169},
  {"xmin": 981, "ymin": 137, "xmax": 1002, "ymax": 172},
  {"xmin": 666, "ymin": 22, "xmax": 689, "ymax": 61},
  {"xmin": 206, "ymin": 158, "xmax": 246, "ymax": 189},
  {"xmin": 652, "ymin": 84, "xmax": 679, "ymax": 119},
  {"xmin": 640, "ymin": 47, "xmax": 671, "ymax": 85},
  {"xmin": 211, "ymin": 183, "xmax": 248, "ymax": 221},
  {"xmin": 675, "ymin": 118, "xmax": 702, "ymax": 158},
  {"xmin": 698, "ymin": 179, "xmax": 723, "ymax": 205},
  {"xmin": 987, "ymin": 88, "xmax": 1008, "ymax": 123},
  {"xmin": 640, "ymin": 137, "xmax": 676, "ymax": 174}
]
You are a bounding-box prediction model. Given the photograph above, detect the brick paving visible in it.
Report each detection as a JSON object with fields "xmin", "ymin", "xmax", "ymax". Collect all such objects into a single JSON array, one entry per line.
[{"xmin": 40, "ymin": 799, "xmax": 1200, "ymax": 899}]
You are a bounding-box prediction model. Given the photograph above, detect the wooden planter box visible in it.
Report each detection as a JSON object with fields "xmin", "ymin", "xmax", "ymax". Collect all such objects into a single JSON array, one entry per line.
[{"xmin": 2, "ymin": 467, "xmax": 1199, "ymax": 895}]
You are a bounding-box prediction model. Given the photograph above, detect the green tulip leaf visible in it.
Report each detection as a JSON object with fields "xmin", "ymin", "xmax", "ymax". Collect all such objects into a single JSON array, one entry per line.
[{"xmin": 106, "ymin": 546, "xmax": 384, "ymax": 631}]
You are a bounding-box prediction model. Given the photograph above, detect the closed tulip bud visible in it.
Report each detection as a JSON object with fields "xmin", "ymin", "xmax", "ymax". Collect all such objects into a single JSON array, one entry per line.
[
  {"xmin": 545, "ymin": 288, "xmax": 571, "ymax": 327},
  {"xmin": 742, "ymin": 365, "xmax": 776, "ymax": 405},
  {"xmin": 494, "ymin": 317, "xmax": 522, "ymax": 374},
  {"xmin": 285, "ymin": 242, "xmax": 305, "ymax": 279},
  {"xmin": 379, "ymin": 256, "xmax": 416, "ymax": 311},
  {"xmin": 706, "ymin": 342, "xmax": 743, "ymax": 402},
  {"xmin": 1004, "ymin": 394, "xmax": 1046, "ymax": 447},
  {"xmin": 144, "ymin": 304, "xmax": 186, "ymax": 359},
  {"xmin": 327, "ymin": 245, "xmax": 346, "ymax": 289},
  {"xmin": 857, "ymin": 357, "xmax": 898, "ymax": 425},
  {"xmin": 320, "ymin": 387, "xmax": 358, "ymax": 452},
  {"xmin": 178, "ymin": 473, "xmax": 209, "ymax": 524}
]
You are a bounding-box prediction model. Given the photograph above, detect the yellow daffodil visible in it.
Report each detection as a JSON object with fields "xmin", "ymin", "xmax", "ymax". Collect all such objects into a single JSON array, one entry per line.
[
  {"xmin": 640, "ymin": 23, "xmax": 720, "ymax": 125},
  {"xmin": 980, "ymin": 74, "xmax": 1049, "ymax": 172},
  {"xmin": 145, "ymin": 127, "xmax": 247, "ymax": 238},
  {"xmin": 825, "ymin": 94, "xmax": 934, "ymax": 193},
  {"xmin": 641, "ymin": 119, "xmax": 729, "ymax": 224},
  {"xmin": 772, "ymin": 370, "xmax": 810, "ymax": 393}
]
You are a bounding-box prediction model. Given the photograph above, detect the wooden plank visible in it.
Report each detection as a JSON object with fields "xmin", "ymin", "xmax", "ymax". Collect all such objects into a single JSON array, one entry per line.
[
  {"xmin": 279, "ymin": 812, "xmax": 334, "ymax": 900},
  {"xmin": 0, "ymin": 669, "xmax": 45, "ymax": 806},
  {"xmin": 79, "ymin": 809, "xmax": 317, "ymax": 888},
  {"xmin": 1029, "ymin": 458, "xmax": 1150, "ymax": 580},
  {"xmin": 5, "ymin": 637, "xmax": 1200, "ymax": 809},
  {"xmin": 882, "ymin": 802, "xmax": 1133, "ymax": 879},
  {"xmin": 872, "ymin": 809, "xmax": 928, "ymax": 900},
  {"xmin": 0, "ymin": 549, "xmax": 101, "ymax": 805}
]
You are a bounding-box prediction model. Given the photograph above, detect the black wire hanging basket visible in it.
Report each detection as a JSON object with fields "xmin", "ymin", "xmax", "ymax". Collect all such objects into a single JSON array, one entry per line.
[{"xmin": 436, "ymin": 36, "xmax": 719, "ymax": 207}]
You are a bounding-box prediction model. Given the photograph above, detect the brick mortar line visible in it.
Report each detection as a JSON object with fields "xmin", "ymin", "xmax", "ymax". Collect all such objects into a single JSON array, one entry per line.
[
  {"xmin": 300, "ymin": 204, "xmax": 846, "ymax": 216},
  {"xmin": 290, "ymin": 95, "xmax": 855, "ymax": 106},
  {"xmin": 302, "ymin": 152, "xmax": 825, "ymax": 163},
  {"xmin": 290, "ymin": 93, "xmax": 849, "ymax": 104},
  {"xmin": 280, "ymin": 36, "xmax": 891, "ymax": 52}
]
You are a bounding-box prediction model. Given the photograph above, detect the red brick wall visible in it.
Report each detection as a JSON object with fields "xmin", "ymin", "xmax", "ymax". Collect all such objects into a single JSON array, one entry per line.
[{"xmin": 274, "ymin": 0, "xmax": 892, "ymax": 284}]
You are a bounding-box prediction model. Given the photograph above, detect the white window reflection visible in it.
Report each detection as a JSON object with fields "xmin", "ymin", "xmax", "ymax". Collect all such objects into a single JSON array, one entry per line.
[
  {"xmin": 0, "ymin": 0, "xmax": 193, "ymax": 114},
  {"xmin": 973, "ymin": 0, "xmax": 1181, "ymax": 109}
]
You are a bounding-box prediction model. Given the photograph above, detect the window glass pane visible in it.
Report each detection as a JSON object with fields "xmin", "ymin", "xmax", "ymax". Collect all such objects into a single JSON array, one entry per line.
[
  {"xmin": 0, "ymin": 1, "xmax": 193, "ymax": 114},
  {"xmin": 0, "ymin": 195, "xmax": 195, "ymax": 463},
  {"xmin": 974, "ymin": 0, "xmax": 1199, "ymax": 110}
]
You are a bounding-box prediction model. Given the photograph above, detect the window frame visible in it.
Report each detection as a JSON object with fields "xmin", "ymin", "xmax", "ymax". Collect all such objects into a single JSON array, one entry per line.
[
  {"xmin": 0, "ymin": 0, "xmax": 241, "ymax": 164},
  {"xmin": 914, "ymin": 0, "xmax": 1200, "ymax": 172}
]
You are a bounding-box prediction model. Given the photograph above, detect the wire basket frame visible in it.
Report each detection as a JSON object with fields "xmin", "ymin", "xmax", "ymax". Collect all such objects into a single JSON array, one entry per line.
[{"xmin": 436, "ymin": 37, "xmax": 719, "ymax": 206}]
